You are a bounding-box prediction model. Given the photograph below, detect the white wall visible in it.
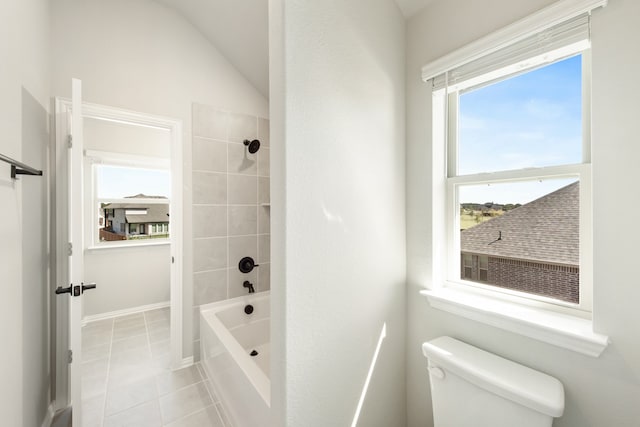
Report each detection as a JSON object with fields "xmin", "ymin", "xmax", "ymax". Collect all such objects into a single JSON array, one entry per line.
[
  {"xmin": 270, "ymin": 0, "xmax": 406, "ymax": 425},
  {"xmin": 0, "ymin": 0, "xmax": 51, "ymax": 425},
  {"xmin": 51, "ymin": 0, "xmax": 268, "ymax": 356},
  {"xmin": 406, "ymin": 0, "xmax": 640, "ymax": 426},
  {"xmin": 84, "ymin": 117, "xmax": 171, "ymax": 158},
  {"xmin": 84, "ymin": 246, "xmax": 170, "ymax": 315}
]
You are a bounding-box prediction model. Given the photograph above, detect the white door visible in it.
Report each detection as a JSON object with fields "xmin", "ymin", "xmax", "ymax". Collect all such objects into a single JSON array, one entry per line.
[{"xmin": 54, "ymin": 78, "xmax": 95, "ymax": 426}]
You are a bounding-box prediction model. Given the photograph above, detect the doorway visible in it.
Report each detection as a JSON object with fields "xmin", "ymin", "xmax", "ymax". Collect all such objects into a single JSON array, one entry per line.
[{"xmin": 53, "ymin": 99, "xmax": 184, "ymax": 413}]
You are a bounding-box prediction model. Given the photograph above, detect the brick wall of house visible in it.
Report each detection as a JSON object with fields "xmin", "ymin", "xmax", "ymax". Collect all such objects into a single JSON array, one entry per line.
[{"xmin": 488, "ymin": 257, "xmax": 579, "ymax": 303}]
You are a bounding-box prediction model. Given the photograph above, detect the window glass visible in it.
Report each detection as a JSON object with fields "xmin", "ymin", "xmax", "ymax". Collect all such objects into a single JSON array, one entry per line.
[
  {"xmin": 95, "ymin": 164, "xmax": 170, "ymax": 244},
  {"xmin": 458, "ymin": 176, "xmax": 580, "ymax": 303},
  {"xmin": 458, "ymin": 55, "xmax": 582, "ymax": 175},
  {"xmin": 96, "ymin": 165, "xmax": 170, "ymax": 199}
]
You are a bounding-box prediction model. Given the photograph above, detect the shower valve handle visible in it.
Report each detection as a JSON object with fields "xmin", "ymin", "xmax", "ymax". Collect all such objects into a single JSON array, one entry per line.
[{"xmin": 239, "ymin": 256, "xmax": 259, "ymax": 273}]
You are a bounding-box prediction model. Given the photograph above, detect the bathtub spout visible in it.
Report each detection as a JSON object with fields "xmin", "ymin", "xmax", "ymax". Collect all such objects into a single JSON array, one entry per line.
[{"xmin": 243, "ymin": 281, "xmax": 255, "ymax": 293}]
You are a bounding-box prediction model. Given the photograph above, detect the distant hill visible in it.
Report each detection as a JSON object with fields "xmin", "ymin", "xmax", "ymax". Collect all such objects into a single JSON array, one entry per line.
[
  {"xmin": 460, "ymin": 202, "xmax": 522, "ymax": 212},
  {"xmin": 125, "ymin": 193, "xmax": 168, "ymax": 199}
]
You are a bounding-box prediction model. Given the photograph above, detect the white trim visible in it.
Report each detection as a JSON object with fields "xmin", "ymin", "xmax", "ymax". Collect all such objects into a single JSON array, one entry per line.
[
  {"xmin": 69, "ymin": 78, "xmax": 84, "ymax": 427},
  {"xmin": 174, "ymin": 356, "xmax": 195, "ymax": 370},
  {"xmin": 82, "ymin": 301, "xmax": 170, "ymax": 325},
  {"xmin": 40, "ymin": 403, "xmax": 55, "ymax": 427},
  {"xmin": 421, "ymin": 0, "xmax": 607, "ymax": 81},
  {"xmin": 449, "ymin": 163, "xmax": 589, "ymax": 185},
  {"xmin": 86, "ymin": 240, "xmax": 170, "ymax": 251},
  {"xmin": 169, "ymin": 112, "xmax": 184, "ymax": 371},
  {"xmin": 445, "ymin": 40, "xmax": 589, "ymax": 93},
  {"xmin": 53, "ymin": 98, "xmax": 71, "ymax": 411},
  {"xmin": 422, "ymin": 288, "xmax": 609, "ymax": 357},
  {"xmin": 85, "ymin": 149, "xmax": 170, "ymax": 169}
]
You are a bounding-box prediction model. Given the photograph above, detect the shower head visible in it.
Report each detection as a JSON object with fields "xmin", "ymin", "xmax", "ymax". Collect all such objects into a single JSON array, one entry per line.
[{"xmin": 243, "ymin": 139, "xmax": 261, "ymax": 154}]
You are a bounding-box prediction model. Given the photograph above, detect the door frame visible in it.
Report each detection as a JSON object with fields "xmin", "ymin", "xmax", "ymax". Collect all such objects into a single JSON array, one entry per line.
[{"xmin": 53, "ymin": 98, "xmax": 185, "ymax": 409}]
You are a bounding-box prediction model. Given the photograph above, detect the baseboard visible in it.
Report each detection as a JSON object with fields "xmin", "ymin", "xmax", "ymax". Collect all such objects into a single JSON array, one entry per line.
[
  {"xmin": 40, "ymin": 403, "xmax": 55, "ymax": 427},
  {"xmin": 82, "ymin": 301, "xmax": 170, "ymax": 325},
  {"xmin": 174, "ymin": 356, "xmax": 194, "ymax": 370}
]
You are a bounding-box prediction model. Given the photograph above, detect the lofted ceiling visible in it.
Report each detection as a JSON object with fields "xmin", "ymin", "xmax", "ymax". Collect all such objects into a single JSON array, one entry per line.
[
  {"xmin": 153, "ymin": 0, "xmax": 437, "ymax": 98},
  {"xmin": 154, "ymin": 0, "xmax": 270, "ymax": 96},
  {"xmin": 394, "ymin": 0, "xmax": 439, "ymax": 17}
]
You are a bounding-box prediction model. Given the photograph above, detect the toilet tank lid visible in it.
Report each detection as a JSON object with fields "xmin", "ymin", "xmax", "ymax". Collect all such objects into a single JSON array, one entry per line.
[{"xmin": 422, "ymin": 336, "xmax": 564, "ymax": 417}]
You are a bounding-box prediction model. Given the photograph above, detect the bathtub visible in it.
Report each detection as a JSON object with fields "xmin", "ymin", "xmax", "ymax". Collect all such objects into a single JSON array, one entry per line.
[{"xmin": 200, "ymin": 291, "xmax": 270, "ymax": 427}]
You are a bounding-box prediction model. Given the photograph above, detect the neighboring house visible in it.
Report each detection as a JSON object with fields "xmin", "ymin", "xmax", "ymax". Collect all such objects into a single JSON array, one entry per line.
[
  {"xmin": 101, "ymin": 194, "xmax": 170, "ymax": 241},
  {"xmin": 461, "ymin": 182, "xmax": 579, "ymax": 303}
]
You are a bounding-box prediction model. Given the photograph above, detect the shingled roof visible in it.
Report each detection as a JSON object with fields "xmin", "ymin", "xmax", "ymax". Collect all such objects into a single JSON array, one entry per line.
[
  {"xmin": 461, "ymin": 181, "xmax": 579, "ymax": 265},
  {"xmin": 103, "ymin": 202, "xmax": 169, "ymax": 224}
]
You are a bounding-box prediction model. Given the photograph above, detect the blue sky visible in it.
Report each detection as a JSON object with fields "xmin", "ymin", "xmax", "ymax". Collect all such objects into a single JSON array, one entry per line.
[
  {"xmin": 97, "ymin": 165, "xmax": 171, "ymax": 199},
  {"xmin": 458, "ymin": 54, "xmax": 582, "ymax": 205}
]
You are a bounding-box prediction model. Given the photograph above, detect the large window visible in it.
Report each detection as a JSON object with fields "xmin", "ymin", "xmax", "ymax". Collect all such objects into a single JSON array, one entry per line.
[
  {"xmin": 434, "ymin": 19, "xmax": 592, "ymax": 314},
  {"xmin": 92, "ymin": 162, "xmax": 171, "ymax": 246}
]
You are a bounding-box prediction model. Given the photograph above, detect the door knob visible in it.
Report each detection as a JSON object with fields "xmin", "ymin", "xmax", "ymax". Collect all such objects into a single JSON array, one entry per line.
[
  {"xmin": 54, "ymin": 283, "xmax": 96, "ymax": 296},
  {"xmin": 55, "ymin": 285, "xmax": 72, "ymax": 295},
  {"xmin": 82, "ymin": 283, "xmax": 97, "ymax": 294}
]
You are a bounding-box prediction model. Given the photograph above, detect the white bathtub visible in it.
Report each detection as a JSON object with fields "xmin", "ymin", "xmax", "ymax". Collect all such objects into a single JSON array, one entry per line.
[{"xmin": 200, "ymin": 291, "xmax": 270, "ymax": 426}]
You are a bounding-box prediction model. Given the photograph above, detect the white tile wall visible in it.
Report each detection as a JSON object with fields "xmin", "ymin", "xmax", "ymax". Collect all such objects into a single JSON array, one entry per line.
[
  {"xmin": 193, "ymin": 206, "xmax": 227, "ymax": 238},
  {"xmin": 258, "ymin": 235, "xmax": 270, "ymax": 264},
  {"xmin": 193, "ymin": 238, "xmax": 227, "ymax": 272},
  {"xmin": 228, "ymin": 206, "xmax": 257, "ymax": 236},
  {"xmin": 192, "ymin": 138, "xmax": 227, "ymax": 173},
  {"xmin": 192, "ymin": 172, "xmax": 227, "ymax": 205},
  {"xmin": 227, "ymin": 143, "xmax": 257, "ymax": 175},
  {"xmin": 227, "ymin": 113, "xmax": 257, "ymax": 143},
  {"xmin": 192, "ymin": 105, "xmax": 228, "ymax": 141},
  {"xmin": 227, "ymin": 174, "xmax": 257, "ymax": 205},
  {"xmin": 258, "ymin": 206, "xmax": 270, "ymax": 234},
  {"xmin": 257, "ymin": 177, "xmax": 270, "ymax": 205},
  {"xmin": 258, "ymin": 118, "xmax": 270, "ymax": 147},
  {"xmin": 228, "ymin": 235, "xmax": 258, "ymax": 265},
  {"xmin": 258, "ymin": 147, "xmax": 270, "ymax": 177},
  {"xmin": 191, "ymin": 103, "xmax": 270, "ymax": 359},
  {"xmin": 193, "ymin": 270, "xmax": 228, "ymax": 305}
]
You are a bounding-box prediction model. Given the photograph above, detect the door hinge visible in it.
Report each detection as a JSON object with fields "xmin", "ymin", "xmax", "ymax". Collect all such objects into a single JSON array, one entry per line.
[
  {"xmin": 68, "ymin": 349, "xmax": 73, "ymax": 364},
  {"xmin": 172, "ymin": 256, "xmax": 175, "ymax": 264},
  {"xmin": 67, "ymin": 135, "xmax": 73, "ymax": 148},
  {"xmin": 67, "ymin": 242, "xmax": 73, "ymax": 256}
]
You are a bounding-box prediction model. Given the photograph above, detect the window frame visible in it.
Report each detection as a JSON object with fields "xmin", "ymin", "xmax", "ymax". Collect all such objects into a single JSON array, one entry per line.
[{"xmin": 437, "ymin": 50, "xmax": 593, "ymax": 317}]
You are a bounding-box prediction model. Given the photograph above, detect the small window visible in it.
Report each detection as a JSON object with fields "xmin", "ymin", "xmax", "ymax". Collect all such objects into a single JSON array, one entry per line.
[
  {"xmin": 478, "ymin": 256, "xmax": 488, "ymax": 282},
  {"xmin": 462, "ymin": 254, "xmax": 473, "ymax": 280},
  {"xmin": 93, "ymin": 163, "xmax": 170, "ymax": 246}
]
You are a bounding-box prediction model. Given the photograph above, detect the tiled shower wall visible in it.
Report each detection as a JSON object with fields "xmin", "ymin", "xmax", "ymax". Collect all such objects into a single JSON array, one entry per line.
[{"xmin": 191, "ymin": 103, "xmax": 270, "ymax": 358}]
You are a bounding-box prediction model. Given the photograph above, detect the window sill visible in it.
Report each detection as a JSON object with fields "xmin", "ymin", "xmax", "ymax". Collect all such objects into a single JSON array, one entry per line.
[
  {"xmin": 421, "ymin": 287, "xmax": 609, "ymax": 357},
  {"xmin": 86, "ymin": 240, "xmax": 170, "ymax": 251}
]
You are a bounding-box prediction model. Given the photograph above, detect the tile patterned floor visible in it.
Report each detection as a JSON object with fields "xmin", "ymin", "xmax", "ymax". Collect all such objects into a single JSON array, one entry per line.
[{"xmin": 81, "ymin": 307, "xmax": 232, "ymax": 427}]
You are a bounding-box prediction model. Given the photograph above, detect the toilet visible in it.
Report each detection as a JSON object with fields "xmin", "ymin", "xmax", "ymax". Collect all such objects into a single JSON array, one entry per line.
[{"xmin": 422, "ymin": 336, "xmax": 564, "ymax": 427}]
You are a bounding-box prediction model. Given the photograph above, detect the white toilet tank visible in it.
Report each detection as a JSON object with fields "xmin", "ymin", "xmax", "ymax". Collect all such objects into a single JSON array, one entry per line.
[{"xmin": 422, "ymin": 336, "xmax": 564, "ymax": 427}]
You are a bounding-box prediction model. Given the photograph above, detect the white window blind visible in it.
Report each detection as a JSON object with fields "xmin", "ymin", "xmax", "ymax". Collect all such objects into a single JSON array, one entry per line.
[
  {"xmin": 421, "ymin": 0, "xmax": 608, "ymax": 90},
  {"xmin": 432, "ymin": 14, "xmax": 590, "ymax": 91}
]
